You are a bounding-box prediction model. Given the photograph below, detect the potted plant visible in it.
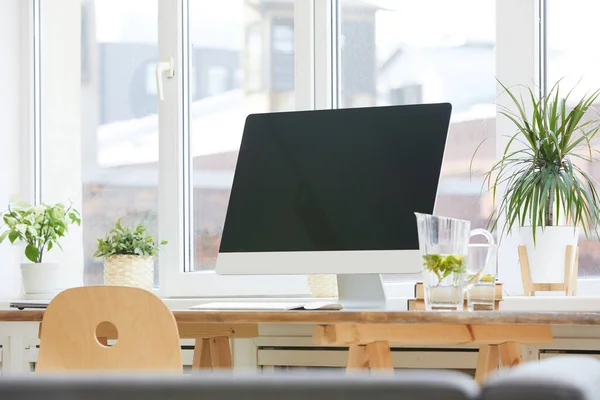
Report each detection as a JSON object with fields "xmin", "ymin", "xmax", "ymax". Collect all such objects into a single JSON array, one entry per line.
[
  {"xmin": 0, "ymin": 201, "xmax": 81, "ymax": 297},
  {"xmin": 483, "ymin": 80, "xmax": 600, "ymax": 285},
  {"xmin": 94, "ymin": 219, "xmax": 166, "ymax": 290}
]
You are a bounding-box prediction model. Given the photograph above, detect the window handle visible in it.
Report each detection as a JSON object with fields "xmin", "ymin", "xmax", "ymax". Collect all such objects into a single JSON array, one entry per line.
[{"xmin": 155, "ymin": 57, "xmax": 175, "ymax": 101}]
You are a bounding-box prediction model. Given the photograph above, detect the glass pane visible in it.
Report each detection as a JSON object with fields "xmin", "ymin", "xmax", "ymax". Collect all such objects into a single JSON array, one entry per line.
[
  {"xmin": 339, "ymin": 0, "xmax": 496, "ymax": 280},
  {"xmin": 81, "ymin": 0, "xmax": 159, "ymax": 284},
  {"xmin": 190, "ymin": 0, "xmax": 295, "ymax": 270},
  {"xmin": 548, "ymin": 0, "xmax": 600, "ymax": 277}
]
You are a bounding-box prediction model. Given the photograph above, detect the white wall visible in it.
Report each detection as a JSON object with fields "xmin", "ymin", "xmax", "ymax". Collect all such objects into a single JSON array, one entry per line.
[{"xmin": 0, "ymin": 0, "xmax": 25, "ymax": 299}]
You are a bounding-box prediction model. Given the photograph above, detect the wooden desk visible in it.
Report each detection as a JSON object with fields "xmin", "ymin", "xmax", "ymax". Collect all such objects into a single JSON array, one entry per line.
[{"xmin": 4, "ymin": 310, "xmax": 599, "ymax": 382}]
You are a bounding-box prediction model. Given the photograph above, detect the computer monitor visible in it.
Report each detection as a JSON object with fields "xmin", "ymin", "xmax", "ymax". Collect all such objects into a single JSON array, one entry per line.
[{"xmin": 217, "ymin": 103, "xmax": 452, "ymax": 309}]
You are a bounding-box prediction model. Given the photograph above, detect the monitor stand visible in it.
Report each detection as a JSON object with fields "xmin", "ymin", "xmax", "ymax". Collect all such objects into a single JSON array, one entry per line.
[{"xmin": 337, "ymin": 274, "xmax": 387, "ymax": 310}]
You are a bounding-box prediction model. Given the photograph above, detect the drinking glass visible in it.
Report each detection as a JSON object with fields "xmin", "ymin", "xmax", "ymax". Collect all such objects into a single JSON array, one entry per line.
[{"xmin": 466, "ymin": 242, "xmax": 498, "ymax": 311}]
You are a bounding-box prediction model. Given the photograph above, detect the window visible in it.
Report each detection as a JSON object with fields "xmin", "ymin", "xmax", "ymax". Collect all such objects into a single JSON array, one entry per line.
[
  {"xmin": 34, "ymin": 0, "xmax": 600, "ymax": 298},
  {"xmin": 338, "ymin": 0, "xmax": 496, "ymax": 281},
  {"xmin": 206, "ymin": 67, "xmax": 229, "ymax": 96},
  {"xmin": 547, "ymin": 0, "xmax": 600, "ymax": 277},
  {"xmin": 78, "ymin": 0, "xmax": 160, "ymax": 285},
  {"xmin": 190, "ymin": 1, "xmax": 296, "ymax": 272},
  {"xmin": 146, "ymin": 63, "xmax": 158, "ymax": 94},
  {"xmin": 154, "ymin": 0, "xmax": 308, "ymax": 296}
]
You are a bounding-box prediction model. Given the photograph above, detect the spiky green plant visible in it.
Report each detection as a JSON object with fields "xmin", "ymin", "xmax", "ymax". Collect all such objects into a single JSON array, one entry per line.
[{"xmin": 481, "ymin": 80, "xmax": 600, "ymax": 243}]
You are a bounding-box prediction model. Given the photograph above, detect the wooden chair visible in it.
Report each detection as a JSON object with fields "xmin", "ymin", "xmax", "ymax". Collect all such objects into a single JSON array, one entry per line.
[{"xmin": 37, "ymin": 286, "xmax": 182, "ymax": 372}]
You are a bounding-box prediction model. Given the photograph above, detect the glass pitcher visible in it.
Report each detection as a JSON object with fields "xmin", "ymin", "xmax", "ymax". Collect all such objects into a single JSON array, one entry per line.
[{"xmin": 414, "ymin": 213, "xmax": 494, "ymax": 311}]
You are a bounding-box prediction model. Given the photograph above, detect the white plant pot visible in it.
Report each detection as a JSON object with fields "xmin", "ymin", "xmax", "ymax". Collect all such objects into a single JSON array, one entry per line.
[
  {"xmin": 519, "ymin": 226, "xmax": 579, "ymax": 283},
  {"xmin": 21, "ymin": 263, "xmax": 60, "ymax": 298},
  {"xmin": 104, "ymin": 255, "xmax": 154, "ymax": 290}
]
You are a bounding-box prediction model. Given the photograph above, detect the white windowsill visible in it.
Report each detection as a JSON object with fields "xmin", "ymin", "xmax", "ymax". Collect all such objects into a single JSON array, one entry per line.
[
  {"xmin": 2, "ymin": 295, "xmax": 600, "ymax": 313},
  {"xmin": 2, "ymin": 276, "xmax": 599, "ymax": 313},
  {"xmin": 0, "ymin": 297, "xmax": 411, "ymax": 312},
  {"xmin": 165, "ymin": 296, "xmax": 600, "ymax": 312}
]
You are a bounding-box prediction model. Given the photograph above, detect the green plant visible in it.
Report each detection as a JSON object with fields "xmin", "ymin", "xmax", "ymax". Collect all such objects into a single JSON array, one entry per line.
[
  {"xmin": 422, "ymin": 254, "xmax": 466, "ymax": 285},
  {"xmin": 479, "ymin": 80, "xmax": 600, "ymax": 242},
  {"xmin": 94, "ymin": 219, "xmax": 167, "ymax": 258},
  {"xmin": 0, "ymin": 201, "xmax": 81, "ymax": 263}
]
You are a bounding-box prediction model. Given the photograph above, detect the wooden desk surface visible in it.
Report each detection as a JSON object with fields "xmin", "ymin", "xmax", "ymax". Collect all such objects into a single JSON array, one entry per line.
[{"xmin": 2, "ymin": 310, "xmax": 600, "ymax": 325}]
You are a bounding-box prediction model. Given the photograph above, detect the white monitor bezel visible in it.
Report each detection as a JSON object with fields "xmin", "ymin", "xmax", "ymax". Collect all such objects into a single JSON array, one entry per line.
[{"xmin": 216, "ymin": 249, "xmax": 422, "ymax": 275}]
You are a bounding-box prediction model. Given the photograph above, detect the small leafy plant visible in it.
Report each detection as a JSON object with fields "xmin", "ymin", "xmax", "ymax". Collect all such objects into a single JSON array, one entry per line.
[
  {"xmin": 0, "ymin": 201, "xmax": 81, "ymax": 263},
  {"xmin": 479, "ymin": 79, "xmax": 600, "ymax": 242},
  {"xmin": 422, "ymin": 254, "xmax": 466, "ymax": 285},
  {"xmin": 94, "ymin": 219, "xmax": 167, "ymax": 258}
]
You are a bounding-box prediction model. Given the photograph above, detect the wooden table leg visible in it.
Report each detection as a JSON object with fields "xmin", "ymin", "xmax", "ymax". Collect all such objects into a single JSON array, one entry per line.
[
  {"xmin": 475, "ymin": 344, "xmax": 499, "ymax": 384},
  {"xmin": 209, "ymin": 336, "xmax": 233, "ymax": 368},
  {"xmin": 499, "ymin": 342, "xmax": 523, "ymax": 367},
  {"xmin": 192, "ymin": 338, "xmax": 213, "ymax": 370},
  {"xmin": 347, "ymin": 344, "xmax": 369, "ymax": 372},
  {"xmin": 366, "ymin": 341, "xmax": 394, "ymax": 374}
]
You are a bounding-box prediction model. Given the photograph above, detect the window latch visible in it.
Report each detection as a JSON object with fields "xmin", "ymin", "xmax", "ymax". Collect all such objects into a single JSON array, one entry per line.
[{"xmin": 155, "ymin": 57, "xmax": 175, "ymax": 101}]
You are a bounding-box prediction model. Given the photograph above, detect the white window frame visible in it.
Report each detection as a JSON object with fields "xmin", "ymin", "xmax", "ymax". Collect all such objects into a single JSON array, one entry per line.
[
  {"xmin": 495, "ymin": 0, "xmax": 541, "ymax": 296},
  {"xmin": 30, "ymin": 0, "xmax": 85, "ymax": 290}
]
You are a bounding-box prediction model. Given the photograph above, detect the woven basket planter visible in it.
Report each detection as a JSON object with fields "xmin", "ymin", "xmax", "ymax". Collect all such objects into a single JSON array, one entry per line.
[
  {"xmin": 307, "ymin": 274, "xmax": 338, "ymax": 298},
  {"xmin": 104, "ymin": 255, "xmax": 154, "ymax": 290}
]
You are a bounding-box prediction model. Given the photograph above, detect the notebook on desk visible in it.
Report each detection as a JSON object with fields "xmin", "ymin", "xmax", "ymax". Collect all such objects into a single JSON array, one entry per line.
[{"xmin": 190, "ymin": 301, "xmax": 343, "ymax": 311}]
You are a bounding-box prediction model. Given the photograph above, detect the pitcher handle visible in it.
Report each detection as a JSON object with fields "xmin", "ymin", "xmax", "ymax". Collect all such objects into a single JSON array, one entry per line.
[
  {"xmin": 469, "ymin": 228, "xmax": 495, "ymax": 246},
  {"xmin": 467, "ymin": 228, "xmax": 495, "ymax": 286}
]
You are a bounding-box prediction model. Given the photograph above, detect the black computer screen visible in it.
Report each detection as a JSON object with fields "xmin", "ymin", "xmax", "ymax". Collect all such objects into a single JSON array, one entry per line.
[{"xmin": 220, "ymin": 103, "xmax": 452, "ymax": 253}]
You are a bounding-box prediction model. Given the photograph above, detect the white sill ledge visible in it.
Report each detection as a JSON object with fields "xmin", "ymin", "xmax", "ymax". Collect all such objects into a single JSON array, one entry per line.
[
  {"xmin": 1, "ymin": 296, "xmax": 599, "ymax": 312},
  {"xmin": 162, "ymin": 296, "xmax": 600, "ymax": 312},
  {"xmin": 498, "ymin": 296, "xmax": 600, "ymax": 312},
  {"xmin": 1, "ymin": 279, "xmax": 598, "ymax": 312},
  {"xmin": 166, "ymin": 297, "xmax": 600, "ymax": 312}
]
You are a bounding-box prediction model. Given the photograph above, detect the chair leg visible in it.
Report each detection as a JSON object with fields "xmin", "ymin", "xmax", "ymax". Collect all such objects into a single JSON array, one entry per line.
[
  {"xmin": 475, "ymin": 344, "xmax": 499, "ymax": 384},
  {"xmin": 209, "ymin": 336, "xmax": 233, "ymax": 368}
]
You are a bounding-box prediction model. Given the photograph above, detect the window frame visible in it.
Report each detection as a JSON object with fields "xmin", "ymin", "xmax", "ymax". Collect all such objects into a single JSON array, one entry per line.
[
  {"xmin": 36, "ymin": 0, "xmax": 85, "ymax": 289},
  {"xmin": 494, "ymin": 0, "xmax": 542, "ymax": 296}
]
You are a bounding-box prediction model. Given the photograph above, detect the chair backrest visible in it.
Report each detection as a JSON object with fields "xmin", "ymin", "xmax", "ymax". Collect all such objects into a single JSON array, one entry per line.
[{"xmin": 36, "ymin": 286, "xmax": 182, "ymax": 372}]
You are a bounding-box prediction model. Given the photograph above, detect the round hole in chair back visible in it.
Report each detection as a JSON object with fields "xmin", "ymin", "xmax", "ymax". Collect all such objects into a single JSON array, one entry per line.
[{"xmin": 96, "ymin": 321, "xmax": 118, "ymax": 346}]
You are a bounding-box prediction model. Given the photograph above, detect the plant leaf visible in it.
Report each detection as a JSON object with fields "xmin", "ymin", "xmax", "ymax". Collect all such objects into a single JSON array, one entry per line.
[
  {"xmin": 25, "ymin": 245, "xmax": 40, "ymax": 263},
  {"xmin": 8, "ymin": 231, "xmax": 19, "ymax": 244}
]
